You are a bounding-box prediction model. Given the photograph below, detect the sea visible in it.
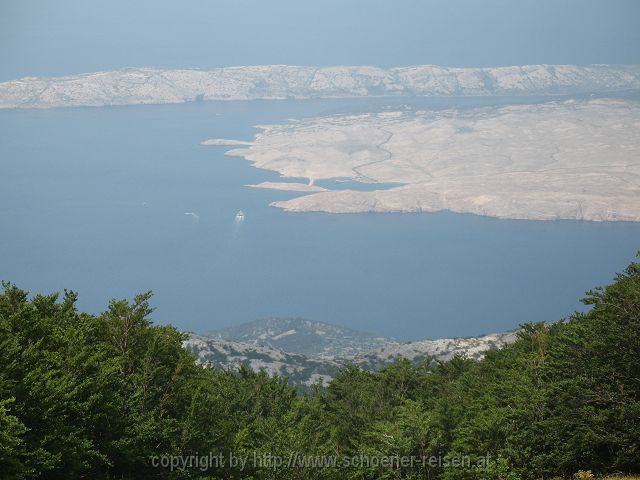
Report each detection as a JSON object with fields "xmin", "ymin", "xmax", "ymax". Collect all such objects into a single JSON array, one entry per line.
[{"xmin": 1, "ymin": 96, "xmax": 638, "ymax": 340}]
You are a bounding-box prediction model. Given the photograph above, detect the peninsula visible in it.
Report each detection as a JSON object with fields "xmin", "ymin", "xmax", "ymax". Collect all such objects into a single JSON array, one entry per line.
[{"xmin": 218, "ymin": 99, "xmax": 640, "ymax": 222}]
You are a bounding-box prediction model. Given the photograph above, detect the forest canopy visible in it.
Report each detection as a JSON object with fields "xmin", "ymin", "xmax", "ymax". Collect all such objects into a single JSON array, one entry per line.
[{"xmin": 0, "ymin": 258, "xmax": 639, "ymax": 479}]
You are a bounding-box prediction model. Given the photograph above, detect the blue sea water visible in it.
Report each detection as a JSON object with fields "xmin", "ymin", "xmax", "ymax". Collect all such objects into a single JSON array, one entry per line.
[{"xmin": 0, "ymin": 98, "xmax": 638, "ymax": 340}]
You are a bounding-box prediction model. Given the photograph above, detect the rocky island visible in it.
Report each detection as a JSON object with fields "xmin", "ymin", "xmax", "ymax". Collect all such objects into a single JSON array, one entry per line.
[
  {"xmin": 4, "ymin": 63, "xmax": 638, "ymax": 222},
  {"xmin": 1, "ymin": 63, "xmax": 639, "ymax": 108},
  {"xmin": 219, "ymin": 99, "xmax": 640, "ymax": 222}
]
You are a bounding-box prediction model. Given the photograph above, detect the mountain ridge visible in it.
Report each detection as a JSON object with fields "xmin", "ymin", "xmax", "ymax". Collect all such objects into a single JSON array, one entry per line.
[
  {"xmin": 183, "ymin": 317, "xmax": 518, "ymax": 387},
  {"xmin": 2, "ymin": 63, "xmax": 639, "ymax": 108},
  {"xmin": 206, "ymin": 317, "xmax": 397, "ymax": 359}
]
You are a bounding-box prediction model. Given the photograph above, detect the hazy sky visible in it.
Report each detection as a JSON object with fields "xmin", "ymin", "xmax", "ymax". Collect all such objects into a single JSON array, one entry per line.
[{"xmin": 1, "ymin": 0, "xmax": 639, "ymax": 80}]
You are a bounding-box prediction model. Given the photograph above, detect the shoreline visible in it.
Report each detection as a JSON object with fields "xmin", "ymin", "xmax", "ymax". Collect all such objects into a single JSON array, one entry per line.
[{"xmin": 208, "ymin": 99, "xmax": 640, "ymax": 222}]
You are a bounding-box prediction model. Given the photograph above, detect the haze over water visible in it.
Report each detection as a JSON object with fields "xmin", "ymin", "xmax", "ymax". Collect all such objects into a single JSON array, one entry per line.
[
  {"xmin": 2, "ymin": 0, "xmax": 640, "ymax": 80},
  {"xmin": 1, "ymin": 99, "xmax": 638, "ymax": 340}
]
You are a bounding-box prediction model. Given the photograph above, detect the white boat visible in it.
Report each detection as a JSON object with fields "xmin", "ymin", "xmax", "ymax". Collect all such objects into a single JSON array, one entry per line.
[{"xmin": 234, "ymin": 210, "xmax": 245, "ymax": 221}]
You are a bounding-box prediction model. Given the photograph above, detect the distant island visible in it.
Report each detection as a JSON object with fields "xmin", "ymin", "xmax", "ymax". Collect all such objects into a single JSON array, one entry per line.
[
  {"xmin": 1, "ymin": 63, "xmax": 639, "ymax": 108},
  {"xmin": 5, "ymin": 64, "xmax": 639, "ymax": 222},
  {"xmin": 212, "ymin": 99, "xmax": 640, "ymax": 222}
]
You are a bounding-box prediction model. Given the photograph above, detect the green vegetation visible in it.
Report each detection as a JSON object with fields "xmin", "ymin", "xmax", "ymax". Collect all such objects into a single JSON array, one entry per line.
[{"xmin": 1, "ymin": 258, "xmax": 639, "ymax": 479}]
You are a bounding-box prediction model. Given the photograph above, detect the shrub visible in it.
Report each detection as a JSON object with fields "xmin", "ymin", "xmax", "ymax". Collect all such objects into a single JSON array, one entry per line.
[{"xmin": 574, "ymin": 471, "xmax": 595, "ymax": 480}]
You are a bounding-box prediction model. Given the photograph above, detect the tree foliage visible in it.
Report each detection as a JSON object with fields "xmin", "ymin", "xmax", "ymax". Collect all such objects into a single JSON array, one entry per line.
[{"xmin": 0, "ymin": 258, "xmax": 639, "ymax": 479}]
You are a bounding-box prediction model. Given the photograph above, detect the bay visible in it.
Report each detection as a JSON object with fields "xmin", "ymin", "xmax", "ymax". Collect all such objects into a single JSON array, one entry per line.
[{"xmin": 0, "ymin": 98, "xmax": 638, "ymax": 340}]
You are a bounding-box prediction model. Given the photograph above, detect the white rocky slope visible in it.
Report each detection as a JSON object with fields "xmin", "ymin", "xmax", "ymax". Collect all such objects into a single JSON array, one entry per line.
[
  {"xmin": 352, "ymin": 331, "xmax": 519, "ymax": 371},
  {"xmin": 183, "ymin": 319, "xmax": 518, "ymax": 387},
  {"xmin": 184, "ymin": 334, "xmax": 340, "ymax": 387},
  {"xmin": 1, "ymin": 64, "xmax": 639, "ymax": 108}
]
